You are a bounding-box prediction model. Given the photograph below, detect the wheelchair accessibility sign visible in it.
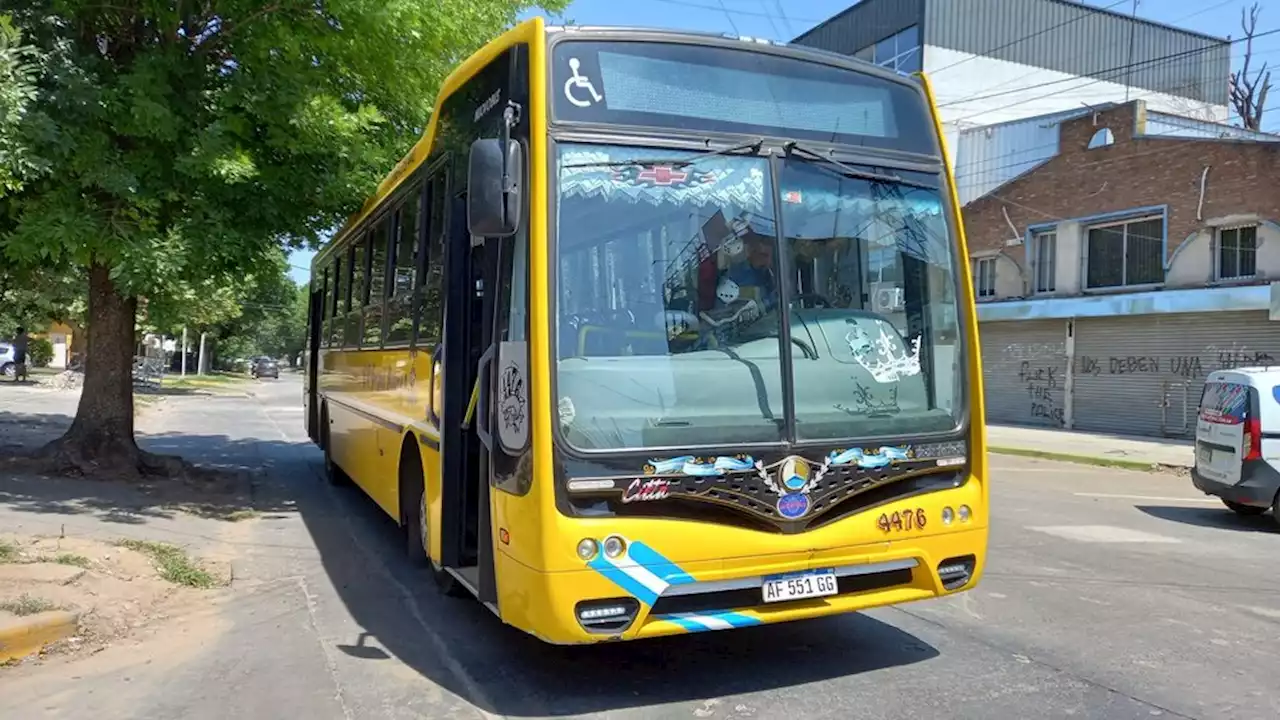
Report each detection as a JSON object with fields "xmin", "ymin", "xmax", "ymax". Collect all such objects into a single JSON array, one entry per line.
[{"xmin": 563, "ymin": 57, "xmax": 603, "ymax": 108}]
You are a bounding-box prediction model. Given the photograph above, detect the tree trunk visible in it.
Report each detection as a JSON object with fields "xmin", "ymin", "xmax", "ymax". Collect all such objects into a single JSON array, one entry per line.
[{"xmin": 38, "ymin": 262, "xmax": 177, "ymax": 477}]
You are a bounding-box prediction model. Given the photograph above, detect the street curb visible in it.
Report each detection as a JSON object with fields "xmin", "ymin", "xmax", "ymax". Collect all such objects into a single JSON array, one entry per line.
[
  {"xmin": 989, "ymin": 446, "xmax": 1190, "ymax": 474},
  {"xmin": 0, "ymin": 610, "xmax": 79, "ymax": 663}
]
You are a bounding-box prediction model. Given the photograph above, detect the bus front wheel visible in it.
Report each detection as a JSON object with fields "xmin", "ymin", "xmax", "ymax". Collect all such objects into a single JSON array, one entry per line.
[{"xmin": 401, "ymin": 442, "xmax": 430, "ymax": 567}]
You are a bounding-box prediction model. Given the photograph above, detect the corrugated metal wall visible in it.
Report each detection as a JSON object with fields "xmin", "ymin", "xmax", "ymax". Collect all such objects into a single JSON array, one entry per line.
[
  {"xmin": 791, "ymin": 0, "xmax": 924, "ymax": 57},
  {"xmin": 1143, "ymin": 111, "xmax": 1280, "ymax": 142},
  {"xmin": 1072, "ymin": 312, "xmax": 1280, "ymax": 438},
  {"xmin": 925, "ymin": 0, "xmax": 1229, "ymax": 105},
  {"xmin": 980, "ymin": 319, "xmax": 1069, "ymax": 427}
]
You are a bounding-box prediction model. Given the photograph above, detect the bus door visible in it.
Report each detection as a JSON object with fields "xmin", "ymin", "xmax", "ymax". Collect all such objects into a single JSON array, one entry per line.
[
  {"xmin": 438, "ymin": 192, "xmax": 499, "ymax": 605},
  {"xmin": 306, "ymin": 279, "xmax": 326, "ymax": 443}
]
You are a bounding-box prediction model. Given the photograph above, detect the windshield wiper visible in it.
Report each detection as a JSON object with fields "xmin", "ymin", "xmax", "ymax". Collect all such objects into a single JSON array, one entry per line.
[
  {"xmin": 782, "ymin": 141, "xmax": 934, "ymax": 190},
  {"xmin": 561, "ymin": 138, "xmax": 765, "ymax": 170}
]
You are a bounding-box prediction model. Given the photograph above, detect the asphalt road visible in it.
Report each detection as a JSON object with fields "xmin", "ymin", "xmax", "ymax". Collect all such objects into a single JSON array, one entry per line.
[{"xmin": 3, "ymin": 375, "xmax": 1279, "ymax": 720}]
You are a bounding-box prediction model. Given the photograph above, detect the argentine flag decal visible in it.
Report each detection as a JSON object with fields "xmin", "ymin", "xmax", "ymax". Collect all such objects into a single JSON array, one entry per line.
[{"xmin": 586, "ymin": 540, "xmax": 696, "ymax": 606}]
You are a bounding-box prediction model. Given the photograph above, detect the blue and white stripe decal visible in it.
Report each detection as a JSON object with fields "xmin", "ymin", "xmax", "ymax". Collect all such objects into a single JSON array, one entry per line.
[
  {"xmin": 586, "ymin": 540, "xmax": 695, "ymax": 606},
  {"xmin": 657, "ymin": 611, "xmax": 762, "ymax": 633}
]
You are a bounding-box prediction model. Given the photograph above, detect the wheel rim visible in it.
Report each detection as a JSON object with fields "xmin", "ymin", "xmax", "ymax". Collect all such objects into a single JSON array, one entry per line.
[{"xmin": 419, "ymin": 489, "xmax": 429, "ymax": 556}]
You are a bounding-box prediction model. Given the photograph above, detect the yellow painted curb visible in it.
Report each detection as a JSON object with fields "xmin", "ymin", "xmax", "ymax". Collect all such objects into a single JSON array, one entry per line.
[{"xmin": 0, "ymin": 611, "xmax": 79, "ymax": 663}]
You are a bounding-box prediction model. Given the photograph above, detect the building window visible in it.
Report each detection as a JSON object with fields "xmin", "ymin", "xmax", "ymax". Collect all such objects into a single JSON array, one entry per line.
[
  {"xmin": 1085, "ymin": 215, "xmax": 1164, "ymax": 289},
  {"xmin": 974, "ymin": 257, "xmax": 996, "ymax": 298},
  {"xmin": 1217, "ymin": 226, "xmax": 1257, "ymax": 280},
  {"xmin": 857, "ymin": 25, "xmax": 920, "ymax": 74},
  {"xmin": 1032, "ymin": 230, "xmax": 1056, "ymax": 293}
]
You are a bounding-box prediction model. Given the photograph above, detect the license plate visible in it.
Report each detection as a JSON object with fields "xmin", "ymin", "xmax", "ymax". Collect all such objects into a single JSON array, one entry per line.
[
  {"xmin": 1197, "ymin": 447, "xmax": 1212, "ymax": 466},
  {"xmin": 762, "ymin": 569, "xmax": 838, "ymax": 603}
]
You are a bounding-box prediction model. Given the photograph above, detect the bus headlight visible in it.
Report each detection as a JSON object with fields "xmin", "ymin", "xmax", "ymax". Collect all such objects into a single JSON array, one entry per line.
[
  {"xmin": 941, "ymin": 507, "xmax": 955, "ymax": 525},
  {"xmin": 603, "ymin": 535, "xmax": 627, "ymax": 559},
  {"xmin": 958, "ymin": 505, "xmax": 972, "ymax": 522},
  {"xmin": 577, "ymin": 538, "xmax": 599, "ymax": 561}
]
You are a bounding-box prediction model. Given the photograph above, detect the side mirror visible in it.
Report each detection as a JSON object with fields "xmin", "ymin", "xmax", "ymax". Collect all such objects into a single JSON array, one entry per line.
[{"xmin": 467, "ymin": 138, "xmax": 523, "ymax": 237}]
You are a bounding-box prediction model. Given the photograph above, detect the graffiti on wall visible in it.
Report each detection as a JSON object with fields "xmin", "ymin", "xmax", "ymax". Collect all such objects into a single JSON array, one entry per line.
[
  {"xmin": 1018, "ymin": 361, "xmax": 1065, "ymax": 426},
  {"xmin": 1075, "ymin": 345, "xmax": 1278, "ymax": 381}
]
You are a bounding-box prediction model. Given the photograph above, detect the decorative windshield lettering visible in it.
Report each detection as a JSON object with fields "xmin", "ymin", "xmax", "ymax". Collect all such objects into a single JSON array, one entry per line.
[{"xmin": 621, "ymin": 477, "xmax": 672, "ymax": 503}]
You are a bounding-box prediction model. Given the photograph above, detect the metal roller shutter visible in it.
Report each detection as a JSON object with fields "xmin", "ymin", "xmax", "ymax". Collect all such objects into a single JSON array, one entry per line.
[
  {"xmin": 979, "ymin": 319, "xmax": 1069, "ymax": 427},
  {"xmin": 1072, "ymin": 311, "xmax": 1280, "ymax": 437}
]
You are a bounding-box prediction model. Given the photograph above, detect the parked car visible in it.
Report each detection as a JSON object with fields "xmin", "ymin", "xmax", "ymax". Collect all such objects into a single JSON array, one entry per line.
[
  {"xmin": 1192, "ymin": 367, "xmax": 1280, "ymax": 525},
  {"xmin": 250, "ymin": 356, "xmax": 279, "ymax": 379},
  {"xmin": 0, "ymin": 342, "xmax": 14, "ymax": 377}
]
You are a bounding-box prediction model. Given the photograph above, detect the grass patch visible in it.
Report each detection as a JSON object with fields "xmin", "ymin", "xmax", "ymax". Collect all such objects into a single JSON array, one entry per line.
[
  {"xmin": 51, "ymin": 553, "xmax": 91, "ymax": 569},
  {"xmin": 0, "ymin": 594, "xmax": 61, "ymax": 616},
  {"xmin": 0, "ymin": 541, "xmax": 17, "ymax": 564},
  {"xmin": 989, "ymin": 445, "xmax": 1161, "ymax": 472},
  {"xmin": 117, "ymin": 539, "xmax": 217, "ymax": 589},
  {"xmin": 167, "ymin": 373, "xmax": 248, "ymax": 390}
]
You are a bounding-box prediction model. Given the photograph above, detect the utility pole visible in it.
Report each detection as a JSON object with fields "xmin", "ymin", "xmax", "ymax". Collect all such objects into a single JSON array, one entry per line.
[
  {"xmin": 181, "ymin": 327, "xmax": 188, "ymax": 377},
  {"xmin": 198, "ymin": 332, "xmax": 207, "ymax": 376}
]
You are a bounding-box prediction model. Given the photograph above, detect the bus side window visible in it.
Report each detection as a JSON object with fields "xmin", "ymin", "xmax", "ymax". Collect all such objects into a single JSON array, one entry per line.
[
  {"xmin": 363, "ymin": 215, "xmax": 390, "ymax": 348},
  {"xmin": 331, "ymin": 255, "xmax": 345, "ymax": 346},
  {"xmin": 416, "ymin": 172, "xmax": 447, "ymax": 348},
  {"xmin": 385, "ymin": 183, "xmax": 422, "ymax": 346},
  {"xmin": 346, "ymin": 235, "xmax": 368, "ymax": 347},
  {"xmin": 320, "ymin": 265, "xmax": 332, "ymax": 347},
  {"xmin": 419, "ymin": 170, "xmax": 448, "ymax": 424}
]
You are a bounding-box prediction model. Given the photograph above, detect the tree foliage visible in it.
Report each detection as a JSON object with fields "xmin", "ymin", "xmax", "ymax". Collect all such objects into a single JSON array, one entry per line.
[
  {"xmin": 0, "ymin": 1, "xmax": 563, "ymax": 475},
  {"xmin": 0, "ymin": 14, "xmax": 43, "ymax": 196}
]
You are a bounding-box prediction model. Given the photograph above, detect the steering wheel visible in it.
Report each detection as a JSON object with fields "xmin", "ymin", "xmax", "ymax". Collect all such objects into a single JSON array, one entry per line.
[
  {"xmin": 792, "ymin": 292, "xmax": 832, "ymax": 309},
  {"xmin": 611, "ymin": 308, "xmax": 636, "ymax": 327}
]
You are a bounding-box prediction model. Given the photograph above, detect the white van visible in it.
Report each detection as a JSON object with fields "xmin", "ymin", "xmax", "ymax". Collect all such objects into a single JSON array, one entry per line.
[{"xmin": 1192, "ymin": 368, "xmax": 1280, "ymax": 524}]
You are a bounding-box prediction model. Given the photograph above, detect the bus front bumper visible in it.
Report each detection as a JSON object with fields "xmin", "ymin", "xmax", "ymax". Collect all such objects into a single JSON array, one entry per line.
[{"xmin": 496, "ymin": 525, "xmax": 987, "ymax": 645}]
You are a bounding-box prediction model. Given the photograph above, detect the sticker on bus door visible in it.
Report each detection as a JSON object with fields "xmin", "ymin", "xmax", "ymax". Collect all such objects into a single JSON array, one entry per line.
[
  {"xmin": 497, "ymin": 341, "xmax": 529, "ymax": 452},
  {"xmin": 1195, "ymin": 381, "xmax": 1247, "ymax": 484}
]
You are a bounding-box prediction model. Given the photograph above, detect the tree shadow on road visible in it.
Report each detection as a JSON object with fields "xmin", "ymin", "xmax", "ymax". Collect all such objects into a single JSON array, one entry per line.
[
  {"xmin": 1136, "ymin": 505, "xmax": 1279, "ymax": 534},
  {"xmin": 0, "ymin": 409, "xmax": 298, "ymax": 524}
]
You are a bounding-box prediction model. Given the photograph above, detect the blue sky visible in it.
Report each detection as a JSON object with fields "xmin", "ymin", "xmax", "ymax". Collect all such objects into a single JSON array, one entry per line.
[{"xmin": 287, "ymin": 0, "xmax": 1279, "ymax": 283}]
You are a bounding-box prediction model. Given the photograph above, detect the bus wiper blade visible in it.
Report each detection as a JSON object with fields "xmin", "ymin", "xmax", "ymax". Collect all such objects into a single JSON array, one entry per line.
[
  {"xmin": 562, "ymin": 138, "xmax": 765, "ymax": 169},
  {"xmin": 782, "ymin": 142, "xmax": 933, "ymax": 189}
]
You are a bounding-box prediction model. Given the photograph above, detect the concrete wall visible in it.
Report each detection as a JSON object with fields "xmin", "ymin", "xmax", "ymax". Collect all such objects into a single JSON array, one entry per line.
[{"xmin": 1167, "ymin": 216, "xmax": 1280, "ymax": 287}]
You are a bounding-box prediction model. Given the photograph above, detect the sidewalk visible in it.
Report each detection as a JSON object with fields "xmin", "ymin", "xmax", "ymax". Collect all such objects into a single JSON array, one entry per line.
[{"xmin": 987, "ymin": 424, "xmax": 1193, "ymax": 469}]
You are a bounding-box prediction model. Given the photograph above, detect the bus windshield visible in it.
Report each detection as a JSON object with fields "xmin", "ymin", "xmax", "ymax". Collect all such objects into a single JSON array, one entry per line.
[{"xmin": 554, "ymin": 143, "xmax": 963, "ymax": 450}]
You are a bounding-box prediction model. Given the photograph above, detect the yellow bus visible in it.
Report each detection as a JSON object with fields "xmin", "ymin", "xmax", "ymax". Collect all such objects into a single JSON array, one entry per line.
[{"xmin": 303, "ymin": 17, "xmax": 987, "ymax": 644}]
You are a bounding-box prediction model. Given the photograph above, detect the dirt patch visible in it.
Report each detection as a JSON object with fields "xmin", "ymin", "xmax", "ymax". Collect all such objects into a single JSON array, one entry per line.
[{"xmin": 0, "ymin": 534, "xmax": 229, "ymax": 665}]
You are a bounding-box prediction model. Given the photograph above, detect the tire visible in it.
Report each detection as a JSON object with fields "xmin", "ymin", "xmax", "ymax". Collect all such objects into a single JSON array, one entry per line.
[
  {"xmin": 1222, "ymin": 499, "xmax": 1266, "ymax": 516},
  {"xmin": 321, "ymin": 408, "xmax": 350, "ymax": 486},
  {"xmin": 401, "ymin": 444, "xmax": 430, "ymax": 568},
  {"xmin": 1272, "ymin": 491, "xmax": 1280, "ymax": 529},
  {"xmin": 1, "ymin": 363, "xmax": 13, "ymax": 378}
]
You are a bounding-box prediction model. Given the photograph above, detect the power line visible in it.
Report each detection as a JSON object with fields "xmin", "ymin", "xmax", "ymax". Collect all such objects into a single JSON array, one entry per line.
[
  {"xmin": 939, "ymin": 27, "xmax": 1280, "ymax": 115},
  {"xmin": 647, "ymin": 0, "xmax": 823, "ymax": 24},
  {"xmin": 930, "ymin": 0, "xmax": 1132, "ymax": 75},
  {"xmin": 941, "ymin": 30, "xmax": 1280, "ymax": 127},
  {"xmin": 944, "ymin": 0, "xmax": 1237, "ymax": 105}
]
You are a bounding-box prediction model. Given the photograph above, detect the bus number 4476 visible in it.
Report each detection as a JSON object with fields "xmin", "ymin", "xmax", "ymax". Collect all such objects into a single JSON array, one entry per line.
[{"xmin": 878, "ymin": 508, "xmax": 926, "ymax": 533}]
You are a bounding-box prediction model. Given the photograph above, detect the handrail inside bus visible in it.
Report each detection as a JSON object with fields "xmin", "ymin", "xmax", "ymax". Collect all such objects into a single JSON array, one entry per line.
[{"xmin": 462, "ymin": 377, "xmax": 480, "ymax": 429}]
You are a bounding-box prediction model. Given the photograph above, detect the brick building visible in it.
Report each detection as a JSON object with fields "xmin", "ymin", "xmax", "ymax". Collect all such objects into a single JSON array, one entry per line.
[{"xmin": 963, "ymin": 100, "xmax": 1280, "ymax": 438}]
